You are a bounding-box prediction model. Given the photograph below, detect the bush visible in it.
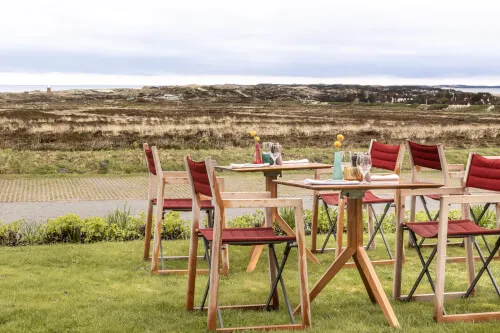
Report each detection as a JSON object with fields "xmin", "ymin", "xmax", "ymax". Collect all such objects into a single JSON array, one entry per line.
[
  {"xmin": 46, "ymin": 214, "xmax": 83, "ymax": 243},
  {"xmin": 227, "ymin": 211, "xmax": 265, "ymax": 228},
  {"xmin": 0, "ymin": 206, "xmax": 483, "ymax": 247}
]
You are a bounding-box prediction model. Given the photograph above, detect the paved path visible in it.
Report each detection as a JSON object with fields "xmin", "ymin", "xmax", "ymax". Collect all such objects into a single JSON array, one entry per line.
[{"xmin": 0, "ymin": 172, "xmax": 451, "ymax": 223}]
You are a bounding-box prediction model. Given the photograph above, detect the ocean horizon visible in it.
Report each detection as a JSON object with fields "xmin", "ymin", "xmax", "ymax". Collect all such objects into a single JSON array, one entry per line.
[
  {"xmin": 2, "ymin": 84, "xmax": 500, "ymax": 95},
  {"xmin": 0, "ymin": 85, "xmax": 143, "ymax": 93}
]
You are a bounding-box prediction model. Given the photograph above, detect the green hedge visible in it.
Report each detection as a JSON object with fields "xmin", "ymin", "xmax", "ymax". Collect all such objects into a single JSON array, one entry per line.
[{"xmin": 0, "ymin": 205, "xmax": 495, "ymax": 247}]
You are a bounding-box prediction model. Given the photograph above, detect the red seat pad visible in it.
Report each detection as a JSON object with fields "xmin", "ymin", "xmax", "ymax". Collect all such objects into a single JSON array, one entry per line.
[
  {"xmin": 152, "ymin": 198, "xmax": 213, "ymax": 210},
  {"xmin": 199, "ymin": 227, "xmax": 296, "ymax": 243},
  {"xmin": 424, "ymin": 194, "xmax": 441, "ymax": 201},
  {"xmin": 404, "ymin": 220, "xmax": 500, "ymax": 239},
  {"xmin": 320, "ymin": 191, "xmax": 393, "ymax": 206}
]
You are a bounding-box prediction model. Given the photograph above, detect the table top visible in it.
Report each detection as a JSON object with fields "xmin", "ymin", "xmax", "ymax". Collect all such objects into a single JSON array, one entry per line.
[
  {"xmin": 215, "ymin": 162, "xmax": 332, "ymax": 173},
  {"xmin": 274, "ymin": 179, "xmax": 443, "ymax": 191}
]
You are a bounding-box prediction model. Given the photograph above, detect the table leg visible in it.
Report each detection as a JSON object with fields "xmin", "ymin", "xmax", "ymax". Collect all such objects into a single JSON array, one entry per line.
[
  {"xmin": 393, "ymin": 190, "xmax": 404, "ymax": 299},
  {"xmin": 335, "ymin": 198, "xmax": 345, "ymax": 259},
  {"xmin": 294, "ymin": 194, "xmax": 400, "ymax": 328}
]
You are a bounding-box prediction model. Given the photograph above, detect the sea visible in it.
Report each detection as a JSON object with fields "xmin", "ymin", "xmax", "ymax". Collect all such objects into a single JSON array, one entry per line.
[
  {"xmin": 1, "ymin": 84, "xmax": 500, "ymax": 95},
  {"xmin": 0, "ymin": 85, "xmax": 142, "ymax": 92}
]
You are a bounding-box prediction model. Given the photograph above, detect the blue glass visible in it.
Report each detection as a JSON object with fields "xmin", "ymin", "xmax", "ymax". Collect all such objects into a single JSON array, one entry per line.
[{"xmin": 333, "ymin": 151, "xmax": 343, "ymax": 180}]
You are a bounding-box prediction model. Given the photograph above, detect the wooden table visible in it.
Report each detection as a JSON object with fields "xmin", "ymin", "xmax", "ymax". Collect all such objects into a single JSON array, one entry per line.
[
  {"xmin": 215, "ymin": 163, "xmax": 332, "ymax": 272},
  {"xmin": 274, "ymin": 179, "xmax": 443, "ymax": 328}
]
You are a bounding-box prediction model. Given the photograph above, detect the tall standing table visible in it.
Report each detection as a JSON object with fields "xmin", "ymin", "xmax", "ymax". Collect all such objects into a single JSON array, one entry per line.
[
  {"xmin": 215, "ymin": 163, "xmax": 332, "ymax": 272},
  {"xmin": 274, "ymin": 179, "xmax": 443, "ymax": 328}
]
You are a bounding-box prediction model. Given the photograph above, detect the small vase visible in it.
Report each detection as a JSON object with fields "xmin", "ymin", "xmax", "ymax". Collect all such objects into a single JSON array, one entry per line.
[
  {"xmin": 253, "ymin": 142, "xmax": 262, "ymax": 164},
  {"xmin": 333, "ymin": 151, "xmax": 344, "ymax": 180}
]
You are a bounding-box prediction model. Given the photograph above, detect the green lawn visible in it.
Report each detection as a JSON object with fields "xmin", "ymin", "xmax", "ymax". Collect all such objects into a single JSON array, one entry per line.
[{"xmin": 1, "ymin": 235, "xmax": 499, "ymax": 332}]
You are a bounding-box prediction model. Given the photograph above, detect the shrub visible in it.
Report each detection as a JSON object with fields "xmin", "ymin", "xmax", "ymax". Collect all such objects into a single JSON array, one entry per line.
[
  {"xmin": 162, "ymin": 211, "xmax": 190, "ymax": 240},
  {"xmin": 81, "ymin": 216, "xmax": 107, "ymax": 243},
  {"xmin": 46, "ymin": 214, "xmax": 83, "ymax": 243},
  {"xmin": 470, "ymin": 204, "xmax": 497, "ymax": 229},
  {"xmin": 227, "ymin": 211, "xmax": 265, "ymax": 228}
]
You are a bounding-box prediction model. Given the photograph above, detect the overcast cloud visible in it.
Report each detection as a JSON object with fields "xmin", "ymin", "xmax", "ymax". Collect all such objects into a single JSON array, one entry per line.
[{"xmin": 1, "ymin": 0, "xmax": 499, "ymax": 85}]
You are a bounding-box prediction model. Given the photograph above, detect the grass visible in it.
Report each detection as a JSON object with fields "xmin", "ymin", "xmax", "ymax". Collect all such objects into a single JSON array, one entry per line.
[
  {"xmin": 1, "ymin": 235, "xmax": 500, "ymax": 332},
  {"xmin": 2, "ymin": 147, "xmax": 500, "ymax": 175}
]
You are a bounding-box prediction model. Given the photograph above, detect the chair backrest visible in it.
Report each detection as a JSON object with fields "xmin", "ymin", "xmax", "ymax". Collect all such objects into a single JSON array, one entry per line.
[
  {"xmin": 406, "ymin": 140, "xmax": 451, "ymax": 185},
  {"xmin": 143, "ymin": 143, "xmax": 157, "ymax": 176},
  {"xmin": 368, "ymin": 139, "xmax": 405, "ymax": 174},
  {"xmin": 185, "ymin": 155, "xmax": 216, "ymax": 200},
  {"xmin": 464, "ymin": 153, "xmax": 500, "ymax": 192}
]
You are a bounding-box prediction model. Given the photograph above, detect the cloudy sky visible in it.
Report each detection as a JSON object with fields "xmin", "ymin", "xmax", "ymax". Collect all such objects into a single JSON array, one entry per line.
[{"xmin": 1, "ymin": 0, "xmax": 499, "ymax": 85}]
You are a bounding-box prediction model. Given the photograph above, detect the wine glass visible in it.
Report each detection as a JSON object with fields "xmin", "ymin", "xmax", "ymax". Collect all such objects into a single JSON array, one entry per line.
[
  {"xmin": 357, "ymin": 152, "xmax": 372, "ymax": 183},
  {"xmin": 270, "ymin": 143, "xmax": 280, "ymax": 166}
]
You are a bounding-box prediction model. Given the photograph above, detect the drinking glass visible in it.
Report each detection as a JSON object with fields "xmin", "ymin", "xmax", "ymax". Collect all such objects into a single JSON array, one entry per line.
[
  {"xmin": 357, "ymin": 152, "xmax": 372, "ymax": 183},
  {"xmin": 341, "ymin": 151, "xmax": 351, "ymax": 169},
  {"xmin": 270, "ymin": 143, "xmax": 280, "ymax": 166}
]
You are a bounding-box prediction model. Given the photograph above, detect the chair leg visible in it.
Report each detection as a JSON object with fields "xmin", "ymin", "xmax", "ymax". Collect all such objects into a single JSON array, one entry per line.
[
  {"xmin": 405, "ymin": 230, "xmax": 438, "ymax": 301},
  {"xmin": 463, "ymin": 237, "xmax": 500, "ymax": 298},
  {"xmin": 470, "ymin": 203, "xmax": 493, "ymax": 254},
  {"xmin": 365, "ymin": 203, "xmax": 392, "ymax": 259},
  {"xmin": 419, "ymin": 195, "xmax": 434, "ymax": 221},
  {"xmin": 320, "ymin": 201, "xmax": 337, "ymax": 253},
  {"xmin": 143, "ymin": 200, "xmax": 154, "ymax": 260},
  {"xmin": 265, "ymin": 243, "xmax": 295, "ymax": 324},
  {"xmin": 201, "ymin": 238, "xmax": 212, "ymax": 310},
  {"xmin": 367, "ymin": 204, "xmax": 376, "ymax": 250}
]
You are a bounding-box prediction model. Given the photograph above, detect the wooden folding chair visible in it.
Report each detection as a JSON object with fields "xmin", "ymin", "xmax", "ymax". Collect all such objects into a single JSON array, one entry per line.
[
  {"xmin": 185, "ymin": 156, "xmax": 311, "ymax": 332},
  {"xmin": 432, "ymin": 153, "xmax": 500, "ymax": 322},
  {"xmin": 394, "ymin": 153, "xmax": 500, "ymax": 305},
  {"xmin": 143, "ymin": 144, "xmax": 227, "ymax": 275},
  {"xmin": 315, "ymin": 139, "xmax": 404, "ymax": 262}
]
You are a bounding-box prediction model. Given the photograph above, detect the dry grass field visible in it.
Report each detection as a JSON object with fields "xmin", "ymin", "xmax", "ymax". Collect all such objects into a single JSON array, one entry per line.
[{"xmin": 1, "ymin": 90, "xmax": 499, "ymax": 151}]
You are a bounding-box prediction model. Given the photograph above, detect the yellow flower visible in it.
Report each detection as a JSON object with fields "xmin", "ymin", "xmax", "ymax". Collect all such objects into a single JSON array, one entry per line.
[
  {"xmin": 249, "ymin": 130, "xmax": 257, "ymax": 137},
  {"xmin": 334, "ymin": 140, "xmax": 342, "ymax": 149},
  {"xmin": 337, "ymin": 134, "xmax": 344, "ymax": 141},
  {"xmin": 254, "ymin": 136, "xmax": 260, "ymax": 142}
]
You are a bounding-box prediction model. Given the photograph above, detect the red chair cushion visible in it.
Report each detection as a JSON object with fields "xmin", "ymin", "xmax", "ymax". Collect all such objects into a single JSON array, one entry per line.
[
  {"xmin": 152, "ymin": 198, "xmax": 213, "ymax": 210},
  {"xmin": 199, "ymin": 227, "xmax": 296, "ymax": 243},
  {"xmin": 186, "ymin": 157, "xmax": 213, "ymax": 198},
  {"xmin": 424, "ymin": 194, "xmax": 441, "ymax": 201},
  {"xmin": 320, "ymin": 191, "xmax": 393, "ymax": 206},
  {"xmin": 404, "ymin": 220, "xmax": 500, "ymax": 239},
  {"xmin": 466, "ymin": 154, "xmax": 500, "ymax": 192},
  {"xmin": 370, "ymin": 141, "xmax": 401, "ymax": 172},
  {"xmin": 408, "ymin": 141, "xmax": 442, "ymax": 171},
  {"xmin": 144, "ymin": 148, "xmax": 157, "ymax": 175}
]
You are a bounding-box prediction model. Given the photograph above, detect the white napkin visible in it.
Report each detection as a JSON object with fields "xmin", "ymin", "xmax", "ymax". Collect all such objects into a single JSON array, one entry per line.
[
  {"xmin": 304, "ymin": 179, "xmax": 360, "ymax": 185},
  {"xmin": 370, "ymin": 174, "xmax": 400, "ymax": 181},
  {"xmin": 229, "ymin": 163, "xmax": 270, "ymax": 169},
  {"xmin": 282, "ymin": 159, "xmax": 309, "ymax": 164}
]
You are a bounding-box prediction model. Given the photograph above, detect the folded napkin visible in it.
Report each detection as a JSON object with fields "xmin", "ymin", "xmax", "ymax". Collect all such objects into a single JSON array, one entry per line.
[
  {"xmin": 304, "ymin": 179, "xmax": 360, "ymax": 185},
  {"xmin": 370, "ymin": 174, "xmax": 400, "ymax": 181},
  {"xmin": 282, "ymin": 159, "xmax": 310, "ymax": 164},
  {"xmin": 229, "ymin": 163, "xmax": 270, "ymax": 169}
]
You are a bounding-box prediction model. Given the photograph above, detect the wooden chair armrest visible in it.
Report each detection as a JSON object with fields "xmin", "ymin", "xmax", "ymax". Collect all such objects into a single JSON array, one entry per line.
[
  {"xmin": 447, "ymin": 164, "xmax": 465, "ymax": 171},
  {"xmin": 441, "ymin": 194, "xmax": 500, "ymax": 205},
  {"xmin": 221, "ymin": 192, "xmax": 271, "ymax": 199},
  {"xmin": 399, "ymin": 186, "xmax": 464, "ymax": 197},
  {"xmin": 223, "ymin": 197, "xmax": 302, "ymax": 209}
]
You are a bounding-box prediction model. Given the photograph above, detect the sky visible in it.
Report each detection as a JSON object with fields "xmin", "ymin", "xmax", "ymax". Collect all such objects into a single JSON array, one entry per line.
[{"xmin": 1, "ymin": 0, "xmax": 500, "ymax": 85}]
